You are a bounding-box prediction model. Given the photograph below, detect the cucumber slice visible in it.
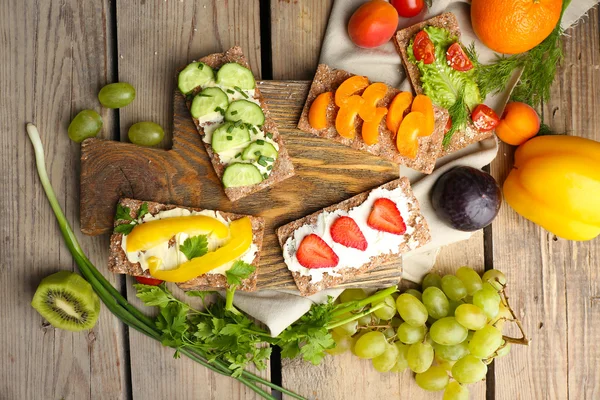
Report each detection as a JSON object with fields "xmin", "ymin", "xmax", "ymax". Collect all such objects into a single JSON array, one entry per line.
[
  {"xmin": 225, "ymin": 100, "xmax": 265, "ymax": 126},
  {"xmin": 178, "ymin": 62, "xmax": 215, "ymax": 94},
  {"xmin": 222, "ymin": 163, "xmax": 264, "ymax": 188},
  {"xmin": 216, "ymin": 63, "xmax": 256, "ymax": 90},
  {"xmin": 211, "ymin": 122, "xmax": 251, "ymax": 153},
  {"xmin": 190, "ymin": 87, "xmax": 229, "ymax": 119},
  {"xmin": 242, "ymin": 140, "xmax": 278, "ymax": 161}
]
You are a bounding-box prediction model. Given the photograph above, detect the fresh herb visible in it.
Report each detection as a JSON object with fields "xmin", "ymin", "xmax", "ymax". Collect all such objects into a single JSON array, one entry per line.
[
  {"xmin": 234, "ymin": 119, "xmax": 243, "ymax": 127},
  {"xmin": 225, "ymin": 261, "xmax": 256, "ymax": 314},
  {"xmin": 266, "ymin": 132, "xmax": 273, "ymax": 139},
  {"xmin": 115, "ymin": 204, "xmax": 134, "ymax": 221},
  {"xmin": 26, "ymin": 124, "xmax": 303, "ymax": 400},
  {"xmin": 234, "ymin": 86, "xmax": 249, "ymax": 98},
  {"xmin": 197, "ymin": 93, "xmax": 213, "ymax": 98},
  {"xmin": 443, "ymin": 86, "xmax": 469, "ymax": 147},
  {"xmin": 257, "ymin": 156, "xmax": 268, "ymax": 167},
  {"xmin": 267, "ymin": 165, "xmax": 272, "ymax": 171},
  {"xmin": 226, "ymin": 125, "xmax": 234, "ymax": 133},
  {"xmin": 114, "ymin": 223, "xmax": 135, "ymax": 235},
  {"xmin": 138, "ymin": 203, "xmax": 149, "ymax": 219},
  {"xmin": 226, "ymin": 89, "xmax": 235, "ymax": 94},
  {"xmin": 235, "ymin": 153, "xmax": 242, "ymax": 159},
  {"xmin": 262, "ymin": 173, "xmax": 268, "ymax": 179},
  {"xmin": 215, "ymin": 106, "xmax": 226, "ymax": 116},
  {"xmin": 231, "ymin": 110, "xmax": 238, "ymax": 115},
  {"xmin": 254, "ymin": 151, "xmax": 261, "ymax": 157},
  {"xmin": 114, "ymin": 202, "xmax": 149, "ymax": 236},
  {"xmin": 256, "ymin": 139, "xmax": 264, "ymax": 145},
  {"xmin": 179, "ymin": 235, "xmax": 208, "ymax": 260},
  {"xmin": 198, "ymin": 63, "xmax": 204, "ymax": 70},
  {"xmin": 227, "ymin": 136, "xmax": 233, "ymax": 141}
]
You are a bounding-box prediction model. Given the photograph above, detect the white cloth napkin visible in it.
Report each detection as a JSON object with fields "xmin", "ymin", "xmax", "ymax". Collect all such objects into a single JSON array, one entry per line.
[{"xmin": 231, "ymin": 0, "xmax": 597, "ymax": 336}]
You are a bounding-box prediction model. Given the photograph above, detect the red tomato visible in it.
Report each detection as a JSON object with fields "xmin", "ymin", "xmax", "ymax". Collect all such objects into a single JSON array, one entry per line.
[
  {"xmin": 472, "ymin": 104, "xmax": 500, "ymax": 132},
  {"xmin": 347, "ymin": 0, "xmax": 399, "ymax": 49},
  {"xmin": 446, "ymin": 43, "xmax": 473, "ymax": 72},
  {"xmin": 391, "ymin": 0, "xmax": 425, "ymax": 18},
  {"xmin": 135, "ymin": 276, "xmax": 163, "ymax": 286},
  {"xmin": 413, "ymin": 30, "xmax": 435, "ymax": 64}
]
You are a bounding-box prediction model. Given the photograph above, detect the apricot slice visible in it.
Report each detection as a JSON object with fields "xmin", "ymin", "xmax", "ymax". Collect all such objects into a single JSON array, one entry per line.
[
  {"xmin": 386, "ymin": 92, "xmax": 413, "ymax": 137},
  {"xmin": 335, "ymin": 95, "xmax": 365, "ymax": 139},
  {"xmin": 335, "ymin": 76, "xmax": 369, "ymax": 107},
  {"xmin": 396, "ymin": 111, "xmax": 426, "ymax": 159},
  {"xmin": 308, "ymin": 91, "xmax": 333, "ymax": 130},
  {"xmin": 411, "ymin": 94, "xmax": 435, "ymax": 137},
  {"xmin": 359, "ymin": 83, "xmax": 388, "ymax": 121},
  {"xmin": 362, "ymin": 107, "xmax": 388, "ymax": 145}
]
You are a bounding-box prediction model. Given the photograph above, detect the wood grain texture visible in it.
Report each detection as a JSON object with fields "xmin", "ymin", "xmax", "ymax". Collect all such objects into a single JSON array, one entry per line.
[
  {"xmin": 0, "ymin": 0, "xmax": 127, "ymax": 399},
  {"xmin": 491, "ymin": 11, "xmax": 600, "ymax": 400}
]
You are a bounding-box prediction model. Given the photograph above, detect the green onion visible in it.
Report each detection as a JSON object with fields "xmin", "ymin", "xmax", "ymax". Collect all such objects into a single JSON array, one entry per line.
[
  {"xmin": 257, "ymin": 156, "xmax": 268, "ymax": 167},
  {"xmin": 262, "ymin": 173, "xmax": 268, "ymax": 179},
  {"xmin": 226, "ymin": 136, "xmax": 232, "ymax": 141},
  {"xmin": 25, "ymin": 123, "xmax": 304, "ymax": 400},
  {"xmin": 235, "ymin": 153, "xmax": 241, "ymax": 159},
  {"xmin": 226, "ymin": 89, "xmax": 234, "ymax": 94},
  {"xmin": 266, "ymin": 133, "xmax": 273, "ymax": 139},
  {"xmin": 227, "ymin": 125, "xmax": 234, "ymax": 133},
  {"xmin": 198, "ymin": 63, "xmax": 204, "ymax": 70},
  {"xmin": 254, "ymin": 151, "xmax": 261, "ymax": 157},
  {"xmin": 215, "ymin": 107, "xmax": 226, "ymax": 116},
  {"xmin": 267, "ymin": 165, "xmax": 272, "ymax": 171},
  {"xmin": 197, "ymin": 93, "xmax": 212, "ymax": 98},
  {"xmin": 231, "ymin": 110, "xmax": 238, "ymax": 115},
  {"xmin": 234, "ymin": 86, "xmax": 249, "ymax": 98},
  {"xmin": 257, "ymin": 139, "xmax": 264, "ymax": 145}
]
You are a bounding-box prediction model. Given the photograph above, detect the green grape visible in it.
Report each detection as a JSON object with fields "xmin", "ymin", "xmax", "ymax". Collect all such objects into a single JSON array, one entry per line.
[
  {"xmin": 383, "ymin": 327, "xmax": 396, "ymax": 340},
  {"xmin": 430, "ymin": 317, "xmax": 468, "ymax": 345},
  {"xmin": 490, "ymin": 302, "xmax": 512, "ymax": 327},
  {"xmin": 350, "ymin": 331, "xmax": 368, "ymax": 356},
  {"xmin": 354, "ymin": 331, "xmax": 387, "ymax": 359},
  {"xmin": 332, "ymin": 319, "xmax": 358, "ymax": 336},
  {"xmin": 326, "ymin": 331, "xmax": 352, "ymax": 355},
  {"xmin": 495, "ymin": 342, "xmax": 511, "ymax": 358},
  {"xmin": 443, "ymin": 381, "xmax": 469, "ymax": 400},
  {"xmin": 358, "ymin": 314, "xmax": 376, "ymax": 326},
  {"xmin": 473, "ymin": 285, "xmax": 501, "ymax": 320},
  {"xmin": 441, "ymin": 275, "xmax": 468, "ymax": 301},
  {"xmin": 436, "ymin": 357, "xmax": 456, "ymax": 372},
  {"xmin": 68, "ymin": 109, "xmax": 103, "ymax": 143},
  {"xmin": 422, "ymin": 273, "xmax": 443, "ymax": 290},
  {"xmin": 447, "ymin": 299, "xmax": 462, "ymax": 317},
  {"xmin": 98, "ymin": 82, "xmax": 136, "ymax": 108},
  {"xmin": 451, "ymin": 355, "xmax": 488, "ymax": 384},
  {"xmin": 373, "ymin": 295, "xmax": 397, "ymax": 320},
  {"xmin": 339, "ymin": 288, "xmax": 367, "ymax": 303},
  {"xmin": 390, "ymin": 316, "xmax": 403, "ymax": 328},
  {"xmin": 396, "ymin": 294, "xmax": 428, "ymax": 327},
  {"xmin": 433, "ymin": 341, "xmax": 469, "ymax": 361},
  {"xmin": 372, "ymin": 343, "xmax": 400, "ymax": 372},
  {"xmin": 468, "ymin": 325, "xmax": 503, "ymax": 358},
  {"xmin": 456, "ymin": 267, "xmax": 483, "ymax": 295},
  {"xmin": 397, "ymin": 323, "xmax": 426, "ymax": 344},
  {"xmin": 415, "ymin": 365, "xmax": 449, "ymax": 391},
  {"xmin": 422, "ymin": 287, "xmax": 450, "ymax": 319},
  {"xmin": 455, "ymin": 304, "xmax": 488, "ymax": 330},
  {"xmin": 404, "ymin": 289, "xmax": 423, "ymax": 301},
  {"xmin": 482, "ymin": 270, "xmax": 507, "ymax": 291},
  {"xmin": 390, "ymin": 342, "xmax": 410, "ymax": 372},
  {"xmin": 128, "ymin": 122, "xmax": 164, "ymax": 146},
  {"xmin": 407, "ymin": 342, "xmax": 434, "ymax": 373}
]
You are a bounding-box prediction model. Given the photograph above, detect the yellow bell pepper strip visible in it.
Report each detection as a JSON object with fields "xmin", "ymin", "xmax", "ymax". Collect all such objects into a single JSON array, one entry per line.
[
  {"xmin": 126, "ymin": 215, "xmax": 229, "ymax": 253},
  {"xmin": 148, "ymin": 217, "xmax": 253, "ymax": 282},
  {"xmin": 503, "ymin": 135, "xmax": 600, "ymax": 241}
]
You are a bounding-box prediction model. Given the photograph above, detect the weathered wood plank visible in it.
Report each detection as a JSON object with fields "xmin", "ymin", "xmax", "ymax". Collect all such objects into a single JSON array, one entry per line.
[
  {"xmin": 0, "ymin": 0, "xmax": 127, "ymax": 399},
  {"xmin": 115, "ymin": 1, "xmax": 270, "ymax": 399},
  {"xmin": 490, "ymin": 13, "xmax": 600, "ymax": 400}
]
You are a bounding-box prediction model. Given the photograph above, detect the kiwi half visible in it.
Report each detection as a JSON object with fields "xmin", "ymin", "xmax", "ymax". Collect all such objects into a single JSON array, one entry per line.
[{"xmin": 31, "ymin": 271, "xmax": 100, "ymax": 331}]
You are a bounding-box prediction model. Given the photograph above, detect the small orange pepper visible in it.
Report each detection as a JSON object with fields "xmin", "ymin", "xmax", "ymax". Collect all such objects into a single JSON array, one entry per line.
[
  {"xmin": 396, "ymin": 111, "xmax": 425, "ymax": 159},
  {"xmin": 335, "ymin": 76, "xmax": 369, "ymax": 107},
  {"xmin": 308, "ymin": 91, "xmax": 333, "ymax": 130},
  {"xmin": 386, "ymin": 92, "xmax": 413, "ymax": 137},
  {"xmin": 411, "ymin": 95, "xmax": 435, "ymax": 137},
  {"xmin": 336, "ymin": 95, "xmax": 365, "ymax": 139},
  {"xmin": 362, "ymin": 107, "xmax": 388, "ymax": 145},
  {"xmin": 359, "ymin": 83, "xmax": 388, "ymax": 121}
]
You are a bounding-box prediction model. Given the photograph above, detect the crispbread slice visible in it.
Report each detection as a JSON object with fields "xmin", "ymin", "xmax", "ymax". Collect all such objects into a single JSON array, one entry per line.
[
  {"xmin": 297, "ymin": 64, "xmax": 448, "ymax": 174},
  {"xmin": 393, "ymin": 13, "xmax": 495, "ymax": 155},
  {"xmin": 276, "ymin": 178, "xmax": 431, "ymax": 296},
  {"xmin": 108, "ymin": 198, "xmax": 264, "ymax": 292},
  {"xmin": 183, "ymin": 46, "xmax": 295, "ymax": 202}
]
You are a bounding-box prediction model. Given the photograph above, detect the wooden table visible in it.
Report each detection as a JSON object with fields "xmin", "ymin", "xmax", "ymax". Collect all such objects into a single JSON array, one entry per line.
[{"xmin": 1, "ymin": 1, "xmax": 598, "ymax": 399}]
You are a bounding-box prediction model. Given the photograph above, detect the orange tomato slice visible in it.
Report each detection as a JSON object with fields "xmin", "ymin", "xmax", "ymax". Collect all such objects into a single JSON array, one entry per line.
[
  {"xmin": 359, "ymin": 83, "xmax": 388, "ymax": 121},
  {"xmin": 396, "ymin": 111, "xmax": 425, "ymax": 159},
  {"xmin": 411, "ymin": 94, "xmax": 435, "ymax": 137},
  {"xmin": 335, "ymin": 76, "xmax": 369, "ymax": 107},
  {"xmin": 308, "ymin": 91, "xmax": 333, "ymax": 130},
  {"xmin": 386, "ymin": 92, "xmax": 413, "ymax": 138},
  {"xmin": 362, "ymin": 107, "xmax": 388, "ymax": 145},
  {"xmin": 335, "ymin": 95, "xmax": 365, "ymax": 139}
]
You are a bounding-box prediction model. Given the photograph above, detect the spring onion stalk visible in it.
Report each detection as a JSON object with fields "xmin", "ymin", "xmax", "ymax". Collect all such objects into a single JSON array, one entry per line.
[
  {"xmin": 26, "ymin": 124, "xmax": 304, "ymax": 400},
  {"xmin": 330, "ymin": 286, "xmax": 398, "ymax": 318}
]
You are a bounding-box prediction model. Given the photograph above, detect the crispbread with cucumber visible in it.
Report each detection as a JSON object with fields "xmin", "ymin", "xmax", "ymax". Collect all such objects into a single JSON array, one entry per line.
[
  {"xmin": 107, "ymin": 198, "xmax": 265, "ymax": 292},
  {"xmin": 393, "ymin": 13, "xmax": 496, "ymax": 155},
  {"xmin": 178, "ymin": 46, "xmax": 294, "ymax": 202},
  {"xmin": 276, "ymin": 178, "xmax": 431, "ymax": 296}
]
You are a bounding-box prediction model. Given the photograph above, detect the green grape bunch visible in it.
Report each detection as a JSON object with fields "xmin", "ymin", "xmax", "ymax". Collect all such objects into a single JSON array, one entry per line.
[{"xmin": 325, "ymin": 267, "xmax": 529, "ymax": 399}]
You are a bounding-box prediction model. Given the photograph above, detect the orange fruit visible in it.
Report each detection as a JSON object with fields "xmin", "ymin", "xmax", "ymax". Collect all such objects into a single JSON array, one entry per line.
[
  {"xmin": 496, "ymin": 102, "xmax": 541, "ymax": 146},
  {"xmin": 336, "ymin": 95, "xmax": 365, "ymax": 139},
  {"xmin": 308, "ymin": 92, "xmax": 333, "ymax": 130},
  {"xmin": 471, "ymin": 0, "xmax": 562, "ymax": 54},
  {"xmin": 362, "ymin": 107, "xmax": 388, "ymax": 145}
]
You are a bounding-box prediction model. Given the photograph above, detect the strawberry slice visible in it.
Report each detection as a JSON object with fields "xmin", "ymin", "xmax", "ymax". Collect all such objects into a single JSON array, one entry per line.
[
  {"xmin": 296, "ymin": 234, "xmax": 339, "ymax": 269},
  {"xmin": 367, "ymin": 198, "xmax": 407, "ymax": 235},
  {"xmin": 330, "ymin": 216, "xmax": 368, "ymax": 251}
]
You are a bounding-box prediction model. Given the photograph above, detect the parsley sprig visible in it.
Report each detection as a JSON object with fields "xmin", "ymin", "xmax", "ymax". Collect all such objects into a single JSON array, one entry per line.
[
  {"xmin": 179, "ymin": 235, "xmax": 208, "ymax": 260},
  {"xmin": 114, "ymin": 202, "xmax": 149, "ymax": 235}
]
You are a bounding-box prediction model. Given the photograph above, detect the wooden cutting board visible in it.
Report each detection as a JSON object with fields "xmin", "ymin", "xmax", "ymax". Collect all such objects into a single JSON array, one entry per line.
[{"xmin": 80, "ymin": 81, "xmax": 403, "ymax": 290}]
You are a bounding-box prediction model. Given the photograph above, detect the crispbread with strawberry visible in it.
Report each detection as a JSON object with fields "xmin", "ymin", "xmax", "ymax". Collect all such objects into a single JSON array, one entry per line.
[{"xmin": 277, "ymin": 177, "xmax": 431, "ymax": 296}]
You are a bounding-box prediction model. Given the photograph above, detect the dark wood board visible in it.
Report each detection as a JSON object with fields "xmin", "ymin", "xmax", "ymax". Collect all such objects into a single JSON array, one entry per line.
[{"xmin": 80, "ymin": 80, "xmax": 403, "ymax": 290}]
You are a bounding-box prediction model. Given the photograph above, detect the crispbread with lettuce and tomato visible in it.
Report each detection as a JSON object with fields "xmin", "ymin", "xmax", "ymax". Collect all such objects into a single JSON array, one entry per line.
[{"xmin": 394, "ymin": 13, "xmax": 497, "ymax": 155}]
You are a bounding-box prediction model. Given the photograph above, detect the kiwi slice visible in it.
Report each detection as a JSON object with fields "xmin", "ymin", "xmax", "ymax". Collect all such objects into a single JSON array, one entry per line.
[{"xmin": 31, "ymin": 271, "xmax": 100, "ymax": 331}]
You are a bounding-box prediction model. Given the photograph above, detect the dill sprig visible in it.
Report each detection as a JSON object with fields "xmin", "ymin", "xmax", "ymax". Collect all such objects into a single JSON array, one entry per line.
[{"xmin": 443, "ymin": 86, "xmax": 469, "ymax": 147}]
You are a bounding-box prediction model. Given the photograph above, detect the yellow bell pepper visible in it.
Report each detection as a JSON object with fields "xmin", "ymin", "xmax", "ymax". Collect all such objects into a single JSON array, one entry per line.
[
  {"xmin": 148, "ymin": 217, "xmax": 253, "ymax": 282},
  {"xmin": 503, "ymin": 135, "xmax": 600, "ymax": 241}
]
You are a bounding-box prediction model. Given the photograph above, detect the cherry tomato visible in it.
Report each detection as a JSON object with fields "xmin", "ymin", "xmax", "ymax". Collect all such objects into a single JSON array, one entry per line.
[
  {"xmin": 391, "ymin": 0, "xmax": 425, "ymax": 18},
  {"xmin": 347, "ymin": 0, "xmax": 399, "ymax": 49},
  {"xmin": 472, "ymin": 105, "xmax": 500, "ymax": 132},
  {"xmin": 446, "ymin": 43, "xmax": 473, "ymax": 72},
  {"xmin": 135, "ymin": 276, "xmax": 163, "ymax": 286},
  {"xmin": 413, "ymin": 30, "xmax": 435, "ymax": 64}
]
